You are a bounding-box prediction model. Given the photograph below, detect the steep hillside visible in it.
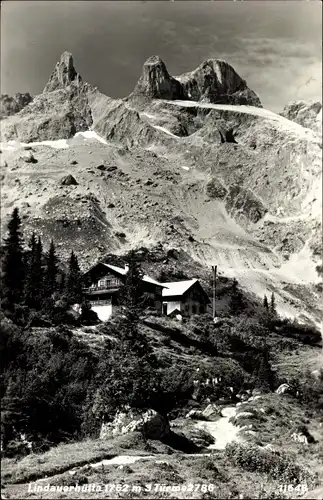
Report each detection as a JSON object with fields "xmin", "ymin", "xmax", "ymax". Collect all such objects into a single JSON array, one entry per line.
[{"xmin": 0, "ymin": 52, "xmax": 321, "ymax": 324}]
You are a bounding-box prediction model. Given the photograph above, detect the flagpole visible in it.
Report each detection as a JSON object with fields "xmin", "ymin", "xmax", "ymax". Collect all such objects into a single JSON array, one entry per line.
[{"xmin": 212, "ymin": 265, "xmax": 217, "ymax": 319}]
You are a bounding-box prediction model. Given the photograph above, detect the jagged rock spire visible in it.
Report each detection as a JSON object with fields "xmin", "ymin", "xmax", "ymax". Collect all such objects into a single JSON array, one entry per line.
[
  {"xmin": 43, "ymin": 52, "xmax": 82, "ymax": 93},
  {"xmin": 129, "ymin": 55, "xmax": 262, "ymax": 107},
  {"xmin": 131, "ymin": 55, "xmax": 186, "ymax": 100},
  {"xmin": 177, "ymin": 58, "xmax": 262, "ymax": 106}
]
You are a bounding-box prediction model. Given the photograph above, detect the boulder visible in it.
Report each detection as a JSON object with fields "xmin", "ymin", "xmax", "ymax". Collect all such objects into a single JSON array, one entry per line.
[
  {"xmin": 235, "ymin": 411, "xmax": 255, "ymax": 420},
  {"xmin": 202, "ymin": 403, "xmax": 220, "ymax": 420},
  {"xmin": 276, "ymin": 383, "xmax": 291, "ymax": 395},
  {"xmin": 185, "ymin": 409, "xmax": 205, "ymax": 420},
  {"xmin": 100, "ymin": 408, "xmax": 170, "ymax": 441},
  {"xmin": 21, "ymin": 152, "xmax": 37, "ymax": 164},
  {"xmin": 60, "ymin": 174, "xmax": 78, "ymax": 186},
  {"xmin": 291, "ymin": 432, "xmax": 309, "ymax": 445},
  {"xmin": 142, "ymin": 410, "xmax": 170, "ymax": 440},
  {"xmin": 293, "ymin": 425, "xmax": 315, "ymax": 444},
  {"xmin": 183, "ymin": 428, "xmax": 215, "ymax": 448}
]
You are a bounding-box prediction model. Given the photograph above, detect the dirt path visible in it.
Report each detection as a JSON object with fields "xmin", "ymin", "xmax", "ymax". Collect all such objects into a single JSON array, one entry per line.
[{"xmin": 195, "ymin": 407, "xmax": 242, "ymax": 450}]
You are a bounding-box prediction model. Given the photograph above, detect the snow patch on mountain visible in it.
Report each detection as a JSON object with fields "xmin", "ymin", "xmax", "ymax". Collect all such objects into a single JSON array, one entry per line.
[
  {"xmin": 0, "ymin": 130, "xmax": 108, "ymax": 151},
  {"xmin": 74, "ymin": 131, "xmax": 108, "ymax": 144},
  {"xmin": 162, "ymin": 100, "xmax": 320, "ymax": 142}
]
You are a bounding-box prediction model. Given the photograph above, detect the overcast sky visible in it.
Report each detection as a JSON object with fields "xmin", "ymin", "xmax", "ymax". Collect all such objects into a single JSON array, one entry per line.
[{"xmin": 1, "ymin": 1, "xmax": 322, "ymax": 111}]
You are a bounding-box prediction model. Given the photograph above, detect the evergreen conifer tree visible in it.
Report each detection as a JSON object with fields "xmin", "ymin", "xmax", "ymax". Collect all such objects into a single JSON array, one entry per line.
[
  {"xmin": 59, "ymin": 272, "xmax": 66, "ymax": 293},
  {"xmin": 117, "ymin": 250, "xmax": 145, "ymax": 321},
  {"xmin": 24, "ymin": 233, "xmax": 44, "ymax": 308},
  {"xmin": 263, "ymin": 294, "xmax": 269, "ymax": 311},
  {"xmin": 44, "ymin": 240, "xmax": 58, "ymax": 298},
  {"xmin": 2, "ymin": 208, "xmax": 25, "ymax": 306},
  {"xmin": 270, "ymin": 292, "xmax": 277, "ymax": 315},
  {"xmin": 66, "ymin": 251, "xmax": 83, "ymax": 303},
  {"xmin": 25, "ymin": 233, "xmax": 37, "ymax": 308},
  {"xmin": 229, "ymin": 278, "xmax": 245, "ymax": 316},
  {"xmin": 35, "ymin": 236, "xmax": 43, "ymax": 304}
]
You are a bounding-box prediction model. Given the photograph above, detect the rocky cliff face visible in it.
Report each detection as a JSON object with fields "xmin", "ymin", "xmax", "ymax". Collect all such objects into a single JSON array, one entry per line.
[
  {"xmin": 1, "ymin": 53, "xmax": 94, "ymax": 142},
  {"xmin": 130, "ymin": 55, "xmax": 186, "ymax": 101},
  {"xmin": 0, "ymin": 51, "xmax": 321, "ymax": 324},
  {"xmin": 281, "ymin": 100, "xmax": 322, "ymax": 135},
  {"xmin": 129, "ymin": 55, "xmax": 261, "ymax": 107},
  {"xmin": 0, "ymin": 93, "xmax": 33, "ymax": 119},
  {"xmin": 176, "ymin": 59, "xmax": 262, "ymax": 107},
  {"xmin": 43, "ymin": 51, "xmax": 83, "ymax": 93},
  {"xmin": 0, "ymin": 53, "xmax": 261, "ymax": 144}
]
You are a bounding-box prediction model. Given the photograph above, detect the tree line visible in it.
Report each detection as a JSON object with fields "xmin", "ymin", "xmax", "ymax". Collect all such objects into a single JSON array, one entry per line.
[
  {"xmin": 1, "ymin": 208, "xmax": 84, "ymax": 321},
  {"xmin": 263, "ymin": 292, "xmax": 277, "ymax": 315}
]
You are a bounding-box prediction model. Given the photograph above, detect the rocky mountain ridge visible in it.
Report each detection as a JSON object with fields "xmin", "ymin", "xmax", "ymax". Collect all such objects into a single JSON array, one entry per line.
[
  {"xmin": 280, "ymin": 100, "xmax": 322, "ymax": 135},
  {"xmin": 0, "ymin": 52, "xmax": 262, "ymax": 144},
  {"xmin": 0, "ymin": 92, "xmax": 33, "ymax": 119},
  {"xmin": 1, "ymin": 52, "xmax": 322, "ymax": 324}
]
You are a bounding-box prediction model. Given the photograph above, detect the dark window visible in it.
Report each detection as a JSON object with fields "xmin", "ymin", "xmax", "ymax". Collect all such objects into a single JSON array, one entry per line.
[{"xmin": 163, "ymin": 303, "xmax": 168, "ymax": 315}]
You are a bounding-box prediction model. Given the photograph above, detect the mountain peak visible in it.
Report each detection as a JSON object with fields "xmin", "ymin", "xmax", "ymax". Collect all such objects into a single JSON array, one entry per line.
[
  {"xmin": 129, "ymin": 55, "xmax": 262, "ymax": 107},
  {"xmin": 144, "ymin": 55, "xmax": 165, "ymax": 66},
  {"xmin": 177, "ymin": 58, "xmax": 262, "ymax": 106},
  {"xmin": 131, "ymin": 55, "xmax": 186, "ymax": 100},
  {"xmin": 43, "ymin": 51, "xmax": 82, "ymax": 93}
]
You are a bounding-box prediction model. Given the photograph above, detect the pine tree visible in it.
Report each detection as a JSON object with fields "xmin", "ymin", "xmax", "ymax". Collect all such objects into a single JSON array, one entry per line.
[
  {"xmin": 25, "ymin": 233, "xmax": 36, "ymax": 306},
  {"xmin": 24, "ymin": 233, "xmax": 44, "ymax": 308},
  {"xmin": 2, "ymin": 208, "xmax": 25, "ymax": 306},
  {"xmin": 270, "ymin": 292, "xmax": 276, "ymax": 315},
  {"xmin": 229, "ymin": 278, "xmax": 245, "ymax": 316},
  {"xmin": 59, "ymin": 271, "xmax": 66, "ymax": 293},
  {"xmin": 66, "ymin": 251, "xmax": 83, "ymax": 304},
  {"xmin": 117, "ymin": 250, "xmax": 145, "ymax": 321},
  {"xmin": 263, "ymin": 294, "xmax": 269, "ymax": 311},
  {"xmin": 44, "ymin": 240, "xmax": 58, "ymax": 298}
]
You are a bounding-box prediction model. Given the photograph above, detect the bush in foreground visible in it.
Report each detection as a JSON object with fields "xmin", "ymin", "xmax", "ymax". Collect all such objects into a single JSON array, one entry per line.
[{"xmin": 225, "ymin": 442, "xmax": 317, "ymax": 486}]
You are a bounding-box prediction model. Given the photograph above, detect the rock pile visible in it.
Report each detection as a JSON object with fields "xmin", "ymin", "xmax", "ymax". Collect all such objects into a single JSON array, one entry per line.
[{"xmin": 100, "ymin": 408, "xmax": 170, "ymax": 441}]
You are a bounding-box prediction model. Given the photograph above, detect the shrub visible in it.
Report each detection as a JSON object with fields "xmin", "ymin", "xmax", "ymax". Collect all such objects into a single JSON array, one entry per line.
[
  {"xmin": 225, "ymin": 443, "xmax": 317, "ymax": 485},
  {"xmin": 1, "ymin": 321, "xmax": 96, "ymax": 453},
  {"xmin": 290, "ymin": 369, "xmax": 323, "ymax": 411},
  {"xmin": 272, "ymin": 318, "xmax": 321, "ymax": 346}
]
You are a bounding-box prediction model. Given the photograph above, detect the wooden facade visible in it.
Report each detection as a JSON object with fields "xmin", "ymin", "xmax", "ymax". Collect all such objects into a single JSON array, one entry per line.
[{"xmin": 83, "ymin": 262, "xmax": 164, "ymax": 320}]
